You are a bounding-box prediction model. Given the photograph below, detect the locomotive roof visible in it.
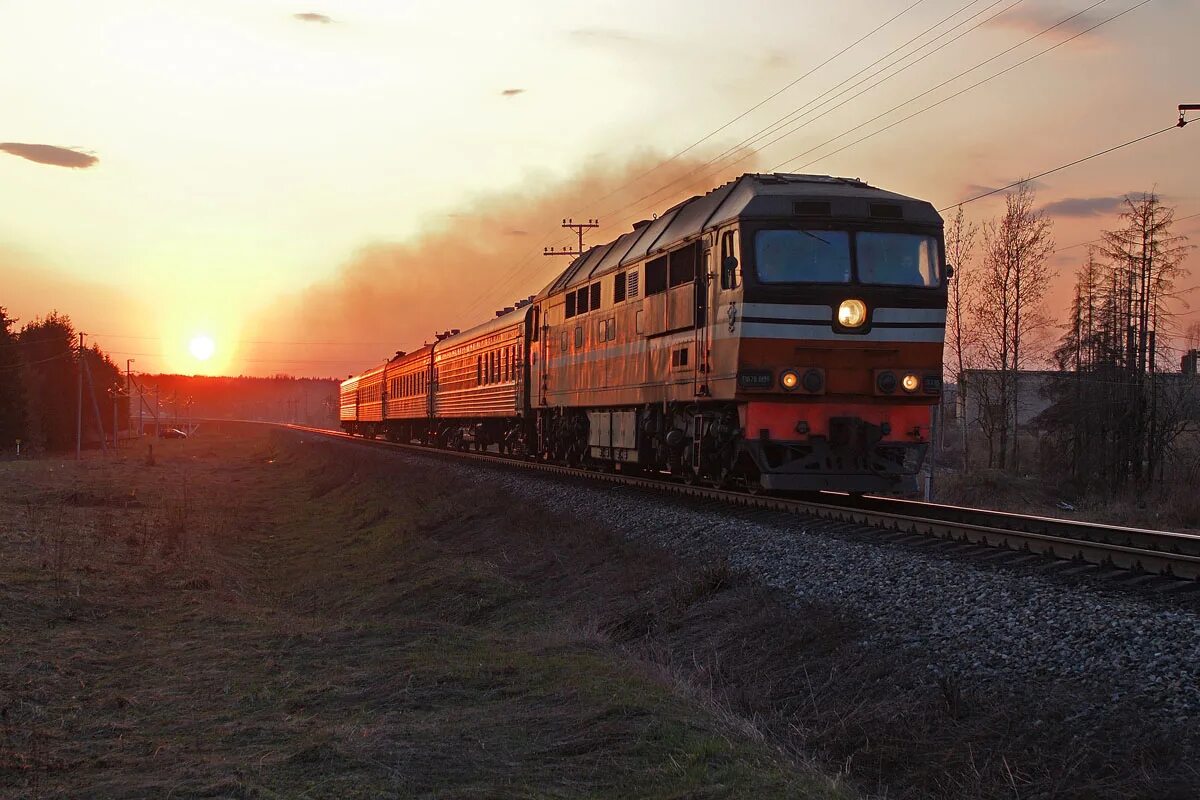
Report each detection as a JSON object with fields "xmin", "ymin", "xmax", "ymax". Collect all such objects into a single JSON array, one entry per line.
[{"xmin": 542, "ymin": 173, "xmax": 942, "ymax": 296}]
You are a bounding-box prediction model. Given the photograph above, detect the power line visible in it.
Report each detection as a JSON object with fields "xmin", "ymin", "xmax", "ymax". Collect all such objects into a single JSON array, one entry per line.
[
  {"xmin": 456, "ymin": 0, "xmax": 940, "ymax": 320},
  {"xmin": 623, "ymin": 0, "xmax": 1024, "ymax": 218},
  {"xmin": 523, "ymin": 0, "xmax": 1112, "ymax": 277},
  {"xmin": 571, "ymin": 0, "xmax": 932, "ymax": 213},
  {"xmin": 939, "ymin": 121, "xmax": 1186, "ymax": 212},
  {"xmin": 775, "ymin": 0, "xmax": 1138, "ymax": 173}
]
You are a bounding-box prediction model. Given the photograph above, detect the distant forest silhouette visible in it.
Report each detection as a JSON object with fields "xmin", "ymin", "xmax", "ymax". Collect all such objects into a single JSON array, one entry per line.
[{"xmin": 0, "ymin": 307, "xmax": 337, "ymax": 455}]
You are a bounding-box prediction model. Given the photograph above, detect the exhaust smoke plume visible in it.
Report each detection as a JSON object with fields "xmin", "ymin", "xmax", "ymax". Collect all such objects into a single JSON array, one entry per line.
[{"xmin": 253, "ymin": 154, "xmax": 758, "ymax": 377}]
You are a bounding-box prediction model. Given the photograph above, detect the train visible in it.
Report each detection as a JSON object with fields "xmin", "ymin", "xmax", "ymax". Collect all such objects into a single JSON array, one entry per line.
[{"xmin": 340, "ymin": 173, "xmax": 947, "ymax": 494}]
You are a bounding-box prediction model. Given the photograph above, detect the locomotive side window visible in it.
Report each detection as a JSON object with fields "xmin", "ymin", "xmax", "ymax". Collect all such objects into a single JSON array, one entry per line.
[
  {"xmin": 613, "ymin": 271, "xmax": 627, "ymax": 303},
  {"xmin": 574, "ymin": 326, "xmax": 583, "ymax": 349},
  {"xmin": 720, "ymin": 231, "xmax": 739, "ymax": 289},
  {"xmin": 668, "ymin": 242, "xmax": 698, "ymax": 287},
  {"xmin": 577, "ymin": 287, "xmax": 590, "ymax": 314},
  {"xmin": 531, "ymin": 307, "xmax": 540, "ymax": 341},
  {"xmin": 589, "ymin": 283, "xmax": 601, "ymax": 310},
  {"xmin": 635, "ymin": 309, "xmax": 645, "ymax": 334},
  {"xmin": 561, "ymin": 329, "xmax": 568, "ymax": 353},
  {"xmin": 645, "ymin": 257, "xmax": 668, "ymax": 296},
  {"xmin": 565, "ymin": 293, "xmax": 576, "ymax": 318}
]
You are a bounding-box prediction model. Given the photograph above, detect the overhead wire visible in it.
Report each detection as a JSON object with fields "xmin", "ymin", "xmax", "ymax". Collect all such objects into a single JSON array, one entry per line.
[
  {"xmin": 566, "ymin": 0, "xmax": 933, "ymax": 214},
  {"xmin": 776, "ymin": 0, "xmax": 1143, "ymax": 173},
  {"xmin": 938, "ymin": 120, "xmax": 1184, "ymax": 212},
  {"xmin": 605, "ymin": 0, "xmax": 1026, "ymax": 222},
  {"xmin": 525, "ymin": 0, "xmax": 1112, "ymax": 274},
  {"xmin": 454, "ymin": 0, "xmax": 940, "ymax": 322}
]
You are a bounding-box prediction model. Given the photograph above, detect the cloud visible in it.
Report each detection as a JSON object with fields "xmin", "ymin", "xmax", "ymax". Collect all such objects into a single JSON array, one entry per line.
[
  {"xmin": 293, "ymin": 12, "xmax": 333, "ymax": 24},
  {"xmin": 0, "ymin": 143, "xmax": 97, "ymax": 169},
  {"xmin": 984, "ymin": 5, "xmax": 1111, "ymax": 48},
  {"xmin": 1041, "ymin": 195, "xmax": 1131, "ymax": 218},
  {"xmin": 956, "ymin": 179, "xmax": 1049, "ymax": 202},
  {"xmin": 500, "ymin": 88, "xmax": 525, "ymax": 97},
  {"xmin": 252, "ymin": 152, "xmax": 759, "ymax": 376},
  {"xmin": 568, "ymin": 27, "xmax": 646, "ymax": 48}
]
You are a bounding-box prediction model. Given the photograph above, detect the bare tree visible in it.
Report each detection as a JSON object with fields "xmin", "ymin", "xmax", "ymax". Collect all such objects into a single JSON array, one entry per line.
[
  {"xmin": 1097, "ymin": 192, "xmax": 1192, "ymax": 485},
  {"xmin": 1183, "ymin": 321, "xmax": 1200, "ymax": 352},
  {"xmin": 1042, "ymin": 193, "xmax": 1193, "ymax": 492},
  {"xmin": 969, "ymin": 183, "xmax": 1055, "ymax": 470},
  {"xmin": 944, "ymin": 205, "xmax": 978, "ymax": 467}
]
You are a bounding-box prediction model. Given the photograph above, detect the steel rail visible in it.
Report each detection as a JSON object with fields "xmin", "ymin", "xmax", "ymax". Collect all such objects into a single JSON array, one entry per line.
[{"xmin": 280, "ymin": 423, "xmax": 1200, "ymax": 581}]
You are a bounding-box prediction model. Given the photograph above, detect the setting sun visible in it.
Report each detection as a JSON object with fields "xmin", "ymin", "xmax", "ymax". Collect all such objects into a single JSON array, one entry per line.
[{"xmin": 189, "ymin": 335, "xmax": 215, "ymax": 361}]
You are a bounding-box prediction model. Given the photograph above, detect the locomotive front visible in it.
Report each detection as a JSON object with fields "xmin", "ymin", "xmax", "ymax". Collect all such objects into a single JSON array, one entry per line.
[{"xmin": 716, "ymin": 177, "xmax": 945, "ymax": 494}]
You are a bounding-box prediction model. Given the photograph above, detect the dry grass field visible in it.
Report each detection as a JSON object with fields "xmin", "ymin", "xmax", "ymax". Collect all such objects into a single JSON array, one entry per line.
[
  {"xmin": 0, "ymin": 426, "xmax": 848, "ymax": 799},
  {"xmin": 2, "ymin": 425, "xmax": 1196, "ymax": 799}
]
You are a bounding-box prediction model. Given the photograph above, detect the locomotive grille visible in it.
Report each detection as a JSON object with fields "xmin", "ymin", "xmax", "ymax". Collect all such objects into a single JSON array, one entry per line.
[{"xmin": 793, "ymin": 201, "xmax": 831, "ymax": 216}]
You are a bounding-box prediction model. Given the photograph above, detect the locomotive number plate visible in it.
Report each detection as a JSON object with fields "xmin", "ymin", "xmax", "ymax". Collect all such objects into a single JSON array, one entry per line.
[{"xmin": 737, "ymin": 370, "xmax": 774, "ymax": 389}]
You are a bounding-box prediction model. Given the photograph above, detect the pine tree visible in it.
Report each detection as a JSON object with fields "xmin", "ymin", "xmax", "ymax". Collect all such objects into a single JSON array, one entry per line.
[{"xmin": 0, "ymin": 307, "xmax": 27, "ymax": 450}]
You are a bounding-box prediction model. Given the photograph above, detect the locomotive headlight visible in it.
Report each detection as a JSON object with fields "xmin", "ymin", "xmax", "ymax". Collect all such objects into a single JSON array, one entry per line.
[
  {"xmin": 837, "ymin": 299, "xmax": 867, "ymax": 328},
  {"xmin": 780, "ymin": 369, "xmax": 800, "ymax": 391},
  {"xmin": 877, "ymin": 371, "xmax": 897, "ymax": 394},
  {"xmin": 902, "ymin": 373, "xmax": 921, "ymax": 393}
]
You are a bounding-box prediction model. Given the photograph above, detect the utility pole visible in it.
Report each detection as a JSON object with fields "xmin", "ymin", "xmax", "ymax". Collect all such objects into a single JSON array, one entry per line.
[
  {"xmin": 543, "ymin": 218, "xmax": 599, "ymax": 259},
  {"xmin": 126, "ymin": 359, "xmax": 135, "ymax": 440},
  {"xmin": 76, "ymin": 332, "xmax": 85, "ymax": 461}
]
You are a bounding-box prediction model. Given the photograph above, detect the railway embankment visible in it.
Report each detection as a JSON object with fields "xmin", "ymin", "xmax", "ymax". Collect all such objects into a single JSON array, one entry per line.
[
  {"xmin": 295, "ymin": 428, "xmax": 1200, "ymax": 800},
  {"xmin": 4, "ymin": 425, "xmax": 1197, "ymax": 798}
]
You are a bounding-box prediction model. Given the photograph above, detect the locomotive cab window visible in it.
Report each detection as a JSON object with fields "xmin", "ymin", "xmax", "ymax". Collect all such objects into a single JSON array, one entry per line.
[
  {"xmin": 857, "ymin": 232, "xmax": 940, "ymax": 287},
  {"xmin": 755, "ymin": 230, "xmax": 851, "ymax": 283}
]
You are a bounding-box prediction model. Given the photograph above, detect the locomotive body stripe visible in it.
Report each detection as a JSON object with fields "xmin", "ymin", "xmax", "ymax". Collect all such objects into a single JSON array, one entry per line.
[{"xmin": 737, "ymin": 322, "xmax": 943, "ymax": 342}]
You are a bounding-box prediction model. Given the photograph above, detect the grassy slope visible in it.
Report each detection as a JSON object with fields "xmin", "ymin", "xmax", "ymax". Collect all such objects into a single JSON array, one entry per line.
[{"xmin": 0, "ymin": 427, "xmax": 846, "ymax": 799}]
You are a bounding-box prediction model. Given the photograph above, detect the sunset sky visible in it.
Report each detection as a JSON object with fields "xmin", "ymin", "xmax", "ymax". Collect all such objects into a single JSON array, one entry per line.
[{"xmin": 2, "ymin": 0, "xmax": 1197, "ymax": 377}]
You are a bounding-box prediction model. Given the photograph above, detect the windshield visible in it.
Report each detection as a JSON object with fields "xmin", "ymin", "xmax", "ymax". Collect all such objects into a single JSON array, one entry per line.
[
  {"xmin": 755, "ymin": 230, "xmax": 851, "ymax": 284},
  {"xmin": 857, "ymin": 232, "xmax": 940, "ymax": 287},
  {"xmin": 754, "ymin": 229, "xmax": 941, "ymax": 286}
]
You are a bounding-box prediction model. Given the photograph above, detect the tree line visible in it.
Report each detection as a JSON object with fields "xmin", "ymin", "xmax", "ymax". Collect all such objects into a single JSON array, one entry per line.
[
  {"xmin": 0, "ymin": 309, "xmax": 125, "ymax": 454},
  {"xmin": 946, "ymin": 185, "xmax": 1195, "ymax": 494}
]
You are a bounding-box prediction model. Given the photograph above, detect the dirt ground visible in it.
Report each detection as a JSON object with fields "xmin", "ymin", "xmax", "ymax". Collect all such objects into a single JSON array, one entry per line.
[{"xmin": 1, "ymin": 426, "xmax": 1196, "ymax": 799}]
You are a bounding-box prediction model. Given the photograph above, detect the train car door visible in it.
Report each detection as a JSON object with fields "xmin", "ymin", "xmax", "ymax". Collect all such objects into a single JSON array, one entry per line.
[
  {"xmin": 694, "ymin": 244, "xmax": 712, "ymax": 397},
  {"xmin": 534, "ymin": 304, "xmax": 549, "ymax": 406}
]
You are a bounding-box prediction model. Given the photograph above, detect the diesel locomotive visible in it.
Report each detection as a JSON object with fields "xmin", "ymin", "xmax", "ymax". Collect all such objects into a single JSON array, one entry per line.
[{"xmin": 341, "ymin": 173, "xmax": 946, "ymax": 494}]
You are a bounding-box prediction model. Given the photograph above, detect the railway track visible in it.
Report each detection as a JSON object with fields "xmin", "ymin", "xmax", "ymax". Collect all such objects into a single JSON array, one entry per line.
[{"xmin": 282, "ymin": 423, "xmax": 1200, "ymax": 582}]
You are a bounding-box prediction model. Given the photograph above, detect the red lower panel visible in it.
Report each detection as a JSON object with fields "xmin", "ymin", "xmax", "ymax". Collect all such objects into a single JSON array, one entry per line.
[{"xmin": 742, "ymin": 401, "xmax": 932, "ymax": 443}]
